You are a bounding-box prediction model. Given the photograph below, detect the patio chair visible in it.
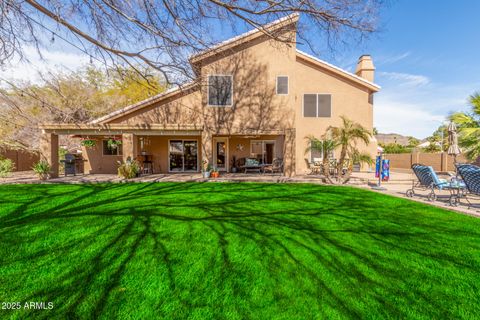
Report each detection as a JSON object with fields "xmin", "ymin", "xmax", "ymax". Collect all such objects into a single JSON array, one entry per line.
[
  {"xmin": 263, "ymin": 158, "xmax": 283, "ymax": 174},
  {"xmin": 406, "ymin": 163, "xmax": 465, "ymax": 205},
  {"xmin": 456, "ymin": 163, "xmax": 480, "ymax": 209},
  {"xmin": 305, "ymin": 158, "xmax": 321, "ymax": 175}
]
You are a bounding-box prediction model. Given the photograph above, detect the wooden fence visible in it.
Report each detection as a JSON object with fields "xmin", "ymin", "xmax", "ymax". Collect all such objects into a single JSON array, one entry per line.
[
  {"xmin": 384, "ymin": 152, "xmax": 467, "ymax": 172},
  {"xmin": 0, "ymin": 148, "xmax": 40, "ymax": 171}
]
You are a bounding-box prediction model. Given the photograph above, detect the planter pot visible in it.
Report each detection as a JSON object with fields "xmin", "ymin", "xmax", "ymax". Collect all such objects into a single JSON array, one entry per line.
[
  {"xmin": 231, "ymin": 167, "xmax": 237, "ymax": 173},
  {"xmin": 211, "ymin": 172, "xmax": 219, "ymax": 178},
  {"xmin": 38, "ymin": 173, "xmax": 49, "ymax": 181},
  {"xmin": 203, "ymin": 171, "xmax": 211, "ymax": 178}
]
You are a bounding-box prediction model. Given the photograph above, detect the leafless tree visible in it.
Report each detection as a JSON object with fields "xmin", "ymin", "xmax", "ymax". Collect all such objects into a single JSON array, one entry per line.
[{"xmin": 1, "ymin": 0, "xmax": 384, "ymax": 86}]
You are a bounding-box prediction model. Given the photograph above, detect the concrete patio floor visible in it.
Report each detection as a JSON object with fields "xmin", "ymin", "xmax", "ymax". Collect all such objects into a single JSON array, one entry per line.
[{"xmin": 1, "ymin": 170, "xmax": 479, "ymax": 218}]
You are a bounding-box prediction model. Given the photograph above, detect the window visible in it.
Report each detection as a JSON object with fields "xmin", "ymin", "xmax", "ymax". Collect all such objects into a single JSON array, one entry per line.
[
  {"xmin": 102, "ymin": 140, "xmax": 123, "ymax": 156},
  {"xmin": 303, "ymin": 94, "xmax": 317, "ymax": 117},
  {"xmin": 317, "ymin": 94, "xmax": 331, "ymax": 117},
  {"xmin": 208, "ymin": 75, "xmax": 233, "ymax": 106},
  {"xmin": 276, "ymin": 76, "xmax": 288, "ymax": 95},
  {"xmin": 310, "ymin": 141, "xmax": 323, "ymax": 163},
  {"xmin": 303, "ymin": 94, "xmax": 331, "ymax": 118},
  {"xmin": 169, "ymin": 140, "xmax": 198, "ymax": 172}
]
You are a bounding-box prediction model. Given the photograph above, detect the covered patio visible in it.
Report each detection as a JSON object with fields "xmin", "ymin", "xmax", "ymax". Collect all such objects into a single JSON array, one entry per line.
[
  {"xmin": 39, "ymin": 124, "xmax": 294, "ymax": 177},
  {"xmin": 39, "ymin": 123, "xmax": 204, "ymax": 178}
]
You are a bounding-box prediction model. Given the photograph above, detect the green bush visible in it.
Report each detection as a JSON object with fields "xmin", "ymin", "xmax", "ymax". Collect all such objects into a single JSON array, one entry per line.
[
  {"xmin": 32, "ymin": 160, "xmax": 51, "ymax": 180},
  {"xmin": 117, "ymin": 160, "xmax": 140, "ymax": 179},
  {"xmin": 0, "ymin": 158, "xmax": 14, "ymax": 178},
  {"xmin": 380, "ymin": 143, "xmax": 413, "ymax": 154}
]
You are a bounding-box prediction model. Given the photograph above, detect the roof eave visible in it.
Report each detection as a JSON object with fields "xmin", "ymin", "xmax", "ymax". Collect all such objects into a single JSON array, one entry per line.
[
  {"xmin": 296, "ymin": 50, "xmax": 381, "ymax": 92},
  {"xmin": 90, "ymin": 82, "xmax": 198, "ymax": 124},
  {"xmin": 189, "ymin": 13, "xmax": 299, "ymax": 65}
]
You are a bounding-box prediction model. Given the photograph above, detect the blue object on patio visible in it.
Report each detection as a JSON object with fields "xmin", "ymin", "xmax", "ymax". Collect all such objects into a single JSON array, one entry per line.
[
  {"xmin": 456, "ymin": 163, "xmax": 480, "ymax": 209},
  {"xmin": 406, "ymin": 163, "xmax": 466, "ymax": 205},
  {"xmin": 381, "ymin": 159, "xmax": 390, "ymax": 181},
  {"xmin": 375, "ymin": 156, "xmax": 381, "ymax": 178}
]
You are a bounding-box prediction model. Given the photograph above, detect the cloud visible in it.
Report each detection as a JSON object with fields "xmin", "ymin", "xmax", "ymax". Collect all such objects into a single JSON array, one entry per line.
[
  {"xmin": 377, "ymin": 52, "xmax": 411, "ymax": 65},
  {"xmin": 373, "ymin": 72, "xmax": 478, "ymax": 138},
  {"xmin": 379, "ymin": 71, "xmax": 430, "ymax": 86},
  {"xmin": 374, "ymin": 96, "xmax": 446, "ymax": 138},
  {"xmin": 0, "ymin": 46, "xmax": 91, "ymax": 83}
]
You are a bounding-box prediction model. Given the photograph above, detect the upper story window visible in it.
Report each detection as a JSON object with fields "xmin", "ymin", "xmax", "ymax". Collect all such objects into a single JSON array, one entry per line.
[
  {"xmin": 208, "ymin": 75, "xmax": 233, "ymax": 106},
  {"xmin": 276, "ymin": 76, "xmax": 289, "ymax": 95},
  {"xmin": 303, "ymin": 94, "xmax": 332, "ymax": 118}
]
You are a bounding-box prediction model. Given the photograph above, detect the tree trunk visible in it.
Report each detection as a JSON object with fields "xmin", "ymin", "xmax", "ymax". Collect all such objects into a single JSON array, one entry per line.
[
  {"xmin": 336, "ymin": 146, "xmax": 347, "ymax": 183},
  {"xmin": 322, "ymin": 158, "xmax": 334, "ymax": 184}
]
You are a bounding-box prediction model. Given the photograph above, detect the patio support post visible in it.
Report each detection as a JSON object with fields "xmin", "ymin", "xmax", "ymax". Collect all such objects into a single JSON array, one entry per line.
[
  {"xmin": 283, "ymin": 129, "xmax": 296, "ymax": 177},
  {"xmin": 201, "ymin": 131, "xmax": 213, "ymax": 168},
  {"xmin": 122, "ymin": 133, "xmax": 138, "ymax": 162},
  {"xmin": 39, "ymin": 132, "xmax": 59, "ymax": 178}
]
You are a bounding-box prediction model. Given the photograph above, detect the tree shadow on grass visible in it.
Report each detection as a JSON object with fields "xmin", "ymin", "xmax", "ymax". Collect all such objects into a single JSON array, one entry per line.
[{"xmin": 1, "ymin": 182, "xmax": 480, "ymax": 319}]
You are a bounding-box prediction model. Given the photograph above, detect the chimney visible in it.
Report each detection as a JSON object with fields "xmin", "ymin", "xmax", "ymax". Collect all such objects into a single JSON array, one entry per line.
[{"xmin": 355, "ymin": 55, "xmax": 375, "ymax": 82}]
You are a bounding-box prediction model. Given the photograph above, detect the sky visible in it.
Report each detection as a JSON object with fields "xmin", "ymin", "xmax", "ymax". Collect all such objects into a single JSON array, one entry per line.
[
  {"xmin": 326, "ymin": 0, "xmax": 480, "ymax": 138},
  {"xmin": 1, "ymin": 0, "xmax": 479, "ymax": 139}
]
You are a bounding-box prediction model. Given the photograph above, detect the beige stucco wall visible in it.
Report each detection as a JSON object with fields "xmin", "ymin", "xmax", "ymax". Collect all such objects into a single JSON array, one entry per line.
[
  {"xmin": 82, "ymin": 137, "xmax": 122, "ymax": 174},
  {"xmin": 82, "ymin": 135, "xmax": 202, "ymax": 174},
  {"xmin": 111, "ymin": 90, "xmax": 203, "ymax": 126},
  {"xmin": 293, "ymin": 57, "xmax": 377, "ymax": 174},
  {"xmin": 196, "ymin": 30, "xmax": 297, "ymax": 135},
  {"xmin": 93, "ymin": 25, "xmax": 377, "ymax": 175},
  {"xmin": 385, "ymin": 153, "xmax": 467, "ymax": 172}
]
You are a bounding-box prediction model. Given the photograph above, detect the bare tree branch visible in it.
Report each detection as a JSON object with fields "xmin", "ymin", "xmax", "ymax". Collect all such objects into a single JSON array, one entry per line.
[{"xmin": 1, "ymin": 0, "xmax": 383, "ymax": 84}]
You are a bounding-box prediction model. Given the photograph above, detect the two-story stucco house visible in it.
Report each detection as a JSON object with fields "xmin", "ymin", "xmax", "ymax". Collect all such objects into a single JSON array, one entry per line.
[{"xmin": 39, "ymin": 14, "xmax": 380, "ymax": 177}]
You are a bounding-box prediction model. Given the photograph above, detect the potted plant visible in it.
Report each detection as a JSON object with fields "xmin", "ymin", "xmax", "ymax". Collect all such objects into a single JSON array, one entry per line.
[
  {"xmin": 211, "ymin": 166, "xmax": 220, "ymax": 178},
  {"xmin": 80, "ymin": 138, "xmax": 96, "ymax": 148},
  {"xmin": 107, "ymin": 137, "xmax": 122, "ymax": 150},
  {"xmin": 117, "ymin": 159, "xmax": 140, "ymax": 179},
  {"xmin": 32, "ymin": 160, "xmax": 51, "ymax": 180},
  {"xmin": 230, "ymin": 156, "xmax": 237, "ymax": 173},
  {"xmin": 202, "ymin": 159, "xmax": 212, "ymax": 178}
]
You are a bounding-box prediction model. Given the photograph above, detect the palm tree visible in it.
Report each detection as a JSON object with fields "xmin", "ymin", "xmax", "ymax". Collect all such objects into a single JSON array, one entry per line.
[
  {"xmin": 450, "ymin": 93, "xmax": 480, "ymax": 161},
  {"xmin": 327, "ymin": 116, "xmax": 372, "ymax": 182}
]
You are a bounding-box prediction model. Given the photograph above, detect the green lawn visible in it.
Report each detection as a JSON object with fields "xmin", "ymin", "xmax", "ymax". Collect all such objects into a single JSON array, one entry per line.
[{"xmin": 1, "ymin": 183, "xmax": 480, "ymax": 319}]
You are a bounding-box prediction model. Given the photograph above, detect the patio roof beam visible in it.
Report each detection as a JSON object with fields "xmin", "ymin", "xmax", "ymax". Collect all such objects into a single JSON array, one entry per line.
[
  {"xmin": 39, "ymin": 123, "xmax": 204, "ymax": 136},
  {"xmin": 40, "ymin": 129, "xmax": 203, "ymax": 136}
]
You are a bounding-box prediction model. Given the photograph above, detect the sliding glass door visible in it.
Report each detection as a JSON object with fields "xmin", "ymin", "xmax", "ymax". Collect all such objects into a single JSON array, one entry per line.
[
  {"xmin": 250, "ymin": 140, "xmax": 275, "ymax": 164},
  {"xmin": 169, "ymin": 140, "xmax": 198, "ymax": 172}
]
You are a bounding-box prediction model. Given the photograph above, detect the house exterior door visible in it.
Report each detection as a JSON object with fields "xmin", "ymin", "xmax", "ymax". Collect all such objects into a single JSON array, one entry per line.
[
  {"xmin": 169, "ymin": 140, "xmax": 198, "ymax": 172},
  {"xmin": 213, "ymin": 138, "xmax": 229, "ymax": 172}
]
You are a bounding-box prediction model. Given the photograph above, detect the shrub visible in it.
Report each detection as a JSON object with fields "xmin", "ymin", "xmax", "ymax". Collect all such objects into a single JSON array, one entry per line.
[
  {"xmin": 0, "ymin": 158, "xmax": 14, "ymax": 178},
  {"xmin": 32, "ymin": 160, "xmax": 51, "ymax": 180},
  {"xmin": 117, "ymin": 160, "xmax": 140, "ymax": 179}
]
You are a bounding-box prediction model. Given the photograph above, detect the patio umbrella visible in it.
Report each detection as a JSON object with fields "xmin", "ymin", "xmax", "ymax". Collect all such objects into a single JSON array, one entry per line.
[{"xmin": 447, "ymin": 121, "xmax": 461, "ymax": 163}]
